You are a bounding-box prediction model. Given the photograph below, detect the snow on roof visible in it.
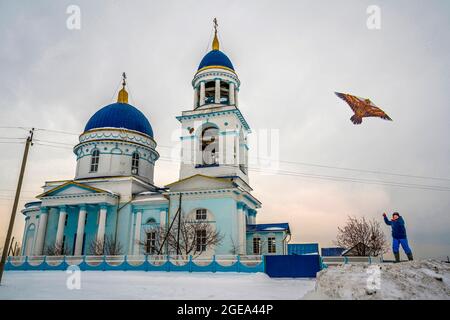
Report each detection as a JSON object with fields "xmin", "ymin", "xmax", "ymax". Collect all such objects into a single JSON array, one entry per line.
[{"xmin": 247, "ymin": 223, "xmax": 290, "ymax": 233}]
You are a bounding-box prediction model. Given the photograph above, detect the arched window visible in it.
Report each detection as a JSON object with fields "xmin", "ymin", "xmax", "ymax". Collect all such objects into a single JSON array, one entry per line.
[
  {"xmin": 90, "ymin": 149, "xmax": 100, "ymax": 172},
  {"xmin": 204, "ymin": 81, "xmax": 215, "ymax": 104},
  {"xmin": 220, "ymin": 82, "xmax": 230, "ymax": 104},
  {"xmin": 131, "ymin": 152, "xmax": 139, "ymax": 175},
  {"xmin": 201, "ymin": 126, "xmax": 219, "ymax": 165},
  {"xmin": 145, "ymin": 217, "xmax": 156, "ymax": 224}
]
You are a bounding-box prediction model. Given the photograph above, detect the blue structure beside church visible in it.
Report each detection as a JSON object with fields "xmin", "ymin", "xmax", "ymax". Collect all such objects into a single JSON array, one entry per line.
[{"xmin": 19, "ymin": 22, "xmax": 291, "ymax": 259}]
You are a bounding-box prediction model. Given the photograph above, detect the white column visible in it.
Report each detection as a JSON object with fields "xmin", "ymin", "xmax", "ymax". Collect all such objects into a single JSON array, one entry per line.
[
  {"xmin": 96, "ymin": 205, "xmax": 107, "ymax": 243},
  {"xmin": 199, "ymin": 82, "xmax": 205, "ymax": 106},
  {"xmin": 193, "ymin": 87, "xmax": 199, "ymax": 108},
  {"xmin": 34, "ymin": 207, "xmax": 49, "ymax": 255},
  {"xmin": 133, "ymin": 210, "xmax": 142, "ymax": 255},
  {"xmin": 160, "ymin": 210, "xmax": 166, "ymax": 229},
  {"xmin": 237, "ymin": 204, "xmax": 245, "ymax": 255},
  {"xmin": 235, "ymin": 88, "xmax": 239, "ymax": 107},
  {"xmin": 215, "ymin": 79, "xmax": 220, "ymax": 103},
  {"xmin": 55, "ymin": 206, "xmax": 67, "ymax": 247},
  {"xmin": 229, "ymin": 82, "xmax": 235, "ymax": 105},
  {"xmin": 74, "ymin": 205, "xmax": 87, "ymax": 255}
]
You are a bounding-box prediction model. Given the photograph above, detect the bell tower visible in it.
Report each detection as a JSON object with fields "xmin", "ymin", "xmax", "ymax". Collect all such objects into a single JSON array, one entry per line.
[{"xmin": 177, "ymin": 19, "xmax": 251, "ymax": 187}]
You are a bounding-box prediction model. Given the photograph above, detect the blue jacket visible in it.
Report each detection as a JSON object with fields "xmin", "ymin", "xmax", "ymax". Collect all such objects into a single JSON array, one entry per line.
[{"xmin": 384, "ymin": 215, "xmax": 407, "ymax": 239}]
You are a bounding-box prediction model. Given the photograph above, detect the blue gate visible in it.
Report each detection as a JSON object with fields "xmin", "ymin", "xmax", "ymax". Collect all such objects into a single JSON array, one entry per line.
[{"xmin": 265, "ymin": 254, "xmax": 321, "ymax": 278}]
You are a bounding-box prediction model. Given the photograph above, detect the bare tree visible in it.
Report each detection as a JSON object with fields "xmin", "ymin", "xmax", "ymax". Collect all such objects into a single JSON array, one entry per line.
[
  {"xmin": 229, "ymin": 236, "xmax": 243, "ymax": 255},
  {"xmin": 334, "ymin": 216, "xmax": 388, "ymax": 256},
  {"xmin": 88, "ymin": 235, "xmax": 123, "ymax": 255},
  {"xmin": 138, "ymin": 216, "xmax": 223, "ymax": 258},
  {"xmin": 44, "ymin": 241, "xmax": 70, "ymax": 256}
]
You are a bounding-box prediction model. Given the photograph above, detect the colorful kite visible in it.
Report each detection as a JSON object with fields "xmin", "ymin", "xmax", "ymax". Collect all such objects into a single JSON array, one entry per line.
[{"xmin": 335, "ymin": 92, "xmax": 392, "ymax": 124}]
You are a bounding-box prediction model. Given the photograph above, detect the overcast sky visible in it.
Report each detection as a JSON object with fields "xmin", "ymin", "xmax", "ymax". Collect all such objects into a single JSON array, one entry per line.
[{"xmin": 0, "ymin": 0, "xmax": 449, "ymax": 259}]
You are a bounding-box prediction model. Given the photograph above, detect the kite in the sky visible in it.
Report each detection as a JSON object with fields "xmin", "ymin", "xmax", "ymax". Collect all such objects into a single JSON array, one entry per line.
[{"xmin": 335, "ymin": 92, "xmax": 392, "ymax": 125}]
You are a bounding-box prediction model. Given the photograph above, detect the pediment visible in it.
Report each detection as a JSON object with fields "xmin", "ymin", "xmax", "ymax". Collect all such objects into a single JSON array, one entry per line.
[
  {"xmin": 37, "ymin": 181, "xmax": 110, "ymax": 198},
  {"xmin": 165, "ymin": 174, "xmax": 234, "ymax": 192}
]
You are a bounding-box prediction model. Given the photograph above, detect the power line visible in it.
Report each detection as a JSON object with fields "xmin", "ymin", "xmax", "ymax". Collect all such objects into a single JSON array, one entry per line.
[
  {"xmin": 27, "ymin": 143, "xmax": 450, "ymax": 191},
  {"xmin": 34, "ymin": 139, "xmax": 75, "ymax": 146},
  {"xmin": 155, "ymin": 156, "xmax": 450, "ymax": 192},
  {"xmin": 4, "ymin": 127, "xmax": 449, "ymax": 192},
  {"xmin": 34, "ymin": 128, "xmax": 79, "ymax": 136},
  {"xmin": 25, "ymin": 127, "xmax": 450, "ymax": 182}
]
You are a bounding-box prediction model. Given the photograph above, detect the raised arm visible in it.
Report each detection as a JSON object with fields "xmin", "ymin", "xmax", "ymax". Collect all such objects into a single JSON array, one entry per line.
[{"xmin": 383, "ymin": 214, "xmax": 392, "ymax": 225}]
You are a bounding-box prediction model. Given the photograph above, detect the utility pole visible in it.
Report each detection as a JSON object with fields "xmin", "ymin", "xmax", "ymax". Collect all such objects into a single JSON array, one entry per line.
[{"xmin": 0, "ymin": 128, "xmax": 34, "ymax": 285}]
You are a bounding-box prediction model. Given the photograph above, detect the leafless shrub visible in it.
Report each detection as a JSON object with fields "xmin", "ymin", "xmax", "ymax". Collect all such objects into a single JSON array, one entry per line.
[
  {"xmin": 334, "ymin": 216, "xmax": 388, "ymax": 256},
  {"xmin": 88, "ymin": 235, "xmax": 123, "ymax": 255},
  {"xmin": 44, "ymin": 241, "xmax": 70, "ymax": 256},
  {"xmin": 138, "ymin": 216, "xmax": 223, "ymax": 259}
]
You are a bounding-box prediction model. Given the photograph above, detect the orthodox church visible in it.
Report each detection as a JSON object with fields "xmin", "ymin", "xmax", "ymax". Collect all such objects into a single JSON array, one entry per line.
[{"xmin": 20, "ymin": 23, "xmax": 291, "ymax": 257}]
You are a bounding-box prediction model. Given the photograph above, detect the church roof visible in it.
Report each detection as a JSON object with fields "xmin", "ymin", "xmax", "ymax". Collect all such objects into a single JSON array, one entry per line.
[
  {"xmin": 36, "ymin": 181, "xmax": 114, "ymax": 198},
  {"xmin": 84, "ymin": 74, "xmax": 154, "ymax": 137},
  {"xmin": 84, "ymin": 102, "xmax": 154, "ymax": 137},
  {"xmin": 247, "ymin": 223, "xmax": 291, "ymax": 234},
  {"xmin": 198, "ymin": 50, "xmax": 234, "ymax": 72},
  {"xmin": 197, "ymin": 19, "xmax": 235, "ymax": 72}
]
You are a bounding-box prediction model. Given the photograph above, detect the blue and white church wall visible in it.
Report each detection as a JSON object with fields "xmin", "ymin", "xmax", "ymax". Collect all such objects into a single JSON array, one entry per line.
[{"xmin": 18, "ymin": 24, "xmax": 294, "ymax": 259}]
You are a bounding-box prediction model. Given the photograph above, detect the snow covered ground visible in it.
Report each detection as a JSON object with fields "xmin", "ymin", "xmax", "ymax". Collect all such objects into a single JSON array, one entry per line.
[
  {"xmin": 305, "ymin": 260, "xmax": 450, "ymax": 300},
  {"xmin": 0, "ymin": 271, "xmax": 316, "ymax": 300}
]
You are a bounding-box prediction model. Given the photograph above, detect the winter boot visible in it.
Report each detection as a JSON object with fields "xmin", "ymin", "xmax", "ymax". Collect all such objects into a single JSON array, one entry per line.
[
  {"xmin": 394, "ymin": 252, "xmax": 400, "ymax": 263},
  {"xmin": 407, "ymin": 253, "xmax": 413, "ymax": 261}
]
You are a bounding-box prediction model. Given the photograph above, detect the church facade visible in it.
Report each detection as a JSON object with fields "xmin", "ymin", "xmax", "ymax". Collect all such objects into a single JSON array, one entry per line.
[{"xmin": 20, "ymin": 25, "xmax": 291, "ymax": 258}]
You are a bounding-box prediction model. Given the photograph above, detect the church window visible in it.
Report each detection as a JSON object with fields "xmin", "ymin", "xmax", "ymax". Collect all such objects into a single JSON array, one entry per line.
[
  {"xmin": 84, "ymin": 213, "xmax": 88, "ymax": 225},
  {"xmin": 61, "ymin": 235, "xmax": 66, "ymax": 251},
  {"xmin": 146, "ymin": 217, "xmax": 156, "ymax": 224},
  {"xmin": 268, "ymin": 237, "xmax": 276, "ymax": 253},
  {"xmin": 64, "ymin": 214, "xmax": 68, "ymax": 226},
  {"xmin": 220, "ymin": 82, "xmax": 230, "ymax": 104},
  {"xmin": 145, "ymin": 231, "xmax": 157, "ymax": 254},
  {"xmin": 204, "ymin": 81, "xmax": 215, "ymax": 104},
  {"xmin": 131, "ymin": 152, "xmax": 139, "ymax": 175},
  {"xmin": 196, "ymin": 209, "xmax": 207, "ymax": 220},
  {"xmin": 90, "ymin": 149, "xmax": 100, "ymax": 172},
  {"xmin": 253, "ymin": 237, "xmax": 261, "ymax": 255},
  {"xmin": 196, "ymin": 229, "xmax": 207, "ymax": 252},
  {"xmin": 201, "ymin": 126, "xmax": 219, "ymax": 165}
]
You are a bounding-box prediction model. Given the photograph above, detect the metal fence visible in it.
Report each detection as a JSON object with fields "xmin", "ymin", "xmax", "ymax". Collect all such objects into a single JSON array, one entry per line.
[
  {"xmin": 4, "ymin": 254, "xmax": 265, "ymax": 273},
  {"xmin": 321, "ymin": 256, "xmax": 383, "ymax": 268}
]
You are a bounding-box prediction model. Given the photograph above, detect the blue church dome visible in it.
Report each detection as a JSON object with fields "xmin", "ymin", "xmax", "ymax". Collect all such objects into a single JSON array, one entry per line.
[
  {"xmin": 198, "ymin": 50, "xmax": 234, "ymax": 71},
  {"xmin": 84, "ymin": 102, "xmax": 154, "ymax": 137}
]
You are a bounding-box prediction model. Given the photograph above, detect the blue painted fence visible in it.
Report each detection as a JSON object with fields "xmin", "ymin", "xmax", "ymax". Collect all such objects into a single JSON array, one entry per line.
[
  {"xmin": 4, "ymin": 255, "xmax": 265, "ymax": 273},
  {"xmin": 265, "ymin": 254, "xmax": 322, "ymax": 278},
  {"xmin": 288, "ymin": 243, "xmax": 319, "ymax": 255}
]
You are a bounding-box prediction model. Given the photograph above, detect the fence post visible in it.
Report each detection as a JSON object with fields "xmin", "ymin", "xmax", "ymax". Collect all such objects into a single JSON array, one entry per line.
[
  {"xmin": 42, "ymin": 255, "xmax": 47, "ymax": 271},
  {"xmin": 166, "ymin": 255, "xmax": 170, "ymax": 272}
]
